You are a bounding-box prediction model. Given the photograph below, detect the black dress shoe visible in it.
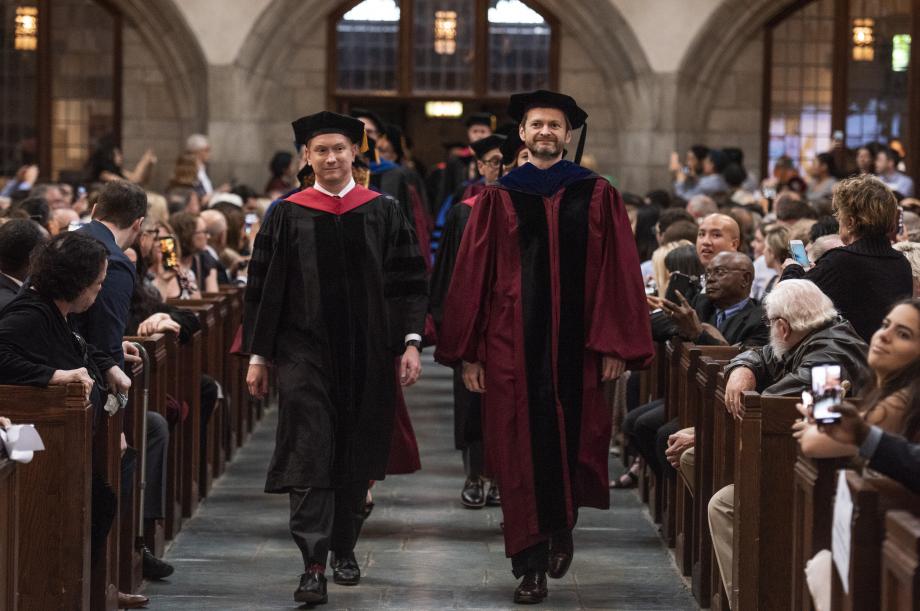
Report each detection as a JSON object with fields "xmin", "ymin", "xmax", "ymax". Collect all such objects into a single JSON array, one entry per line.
[
  {"xmin": 331, "ymin": 552, "xmax": 361, "ymax": 585},
  {"xmin": 142, "ymin": 545, "xmax": 174, "ymax": 580},
  {"xmin": 486, "ymin": 482, "xmax": 501, "ymax": 506},
  {"xmin": 461, "ymin": 477, "xmax": 486, "ymax": 508},
  {"xmin": 294, "ymin": 570, "xmax": 327, "ymax": 605},
  {"xmin": 548, "ymin": 530, "xmax": 573, "ymax": 579},
  {"xmin": 514, "ymin": 571, "xmax": 548, "ymax": 604}
]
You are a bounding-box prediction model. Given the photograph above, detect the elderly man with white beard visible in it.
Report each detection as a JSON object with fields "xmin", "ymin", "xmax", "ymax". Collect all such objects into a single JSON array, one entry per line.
[{"xmin": 707, "ymin": 279, "xmax": 869, "ymax": 602}]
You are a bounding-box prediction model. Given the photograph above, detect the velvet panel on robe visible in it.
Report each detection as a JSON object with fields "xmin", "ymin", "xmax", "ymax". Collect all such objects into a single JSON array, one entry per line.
[
  {"xmin": 434, "ymin": 178, "xmax": 653, "ymax": 557},
  {"xmin": 243, "ymin": 186, "xmax": 428, "ymax": 492}
]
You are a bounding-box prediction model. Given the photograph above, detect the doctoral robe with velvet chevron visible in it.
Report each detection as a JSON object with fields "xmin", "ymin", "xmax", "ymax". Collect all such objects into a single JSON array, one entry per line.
[{"xmin": 435, "ymin": 161, "xmax": 653, "ymax": 556}]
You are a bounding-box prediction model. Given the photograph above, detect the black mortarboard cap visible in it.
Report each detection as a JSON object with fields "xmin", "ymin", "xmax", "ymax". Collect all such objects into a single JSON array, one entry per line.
[
  {"xmin": 292, "ymin": 111, "xmax": 367, "ymax": 150},
  {"xmin": 381, "ymin": 123, "xmax": 406, "ymax": 161},
  {"xmin": 350, "ymin": 107, "xmax": 386, "ymax": 134},
  {"xmin": 507, "ymin": 90, "xmax": 588, "ymax": 129},
  {"xmin": 470, "ymin": 134, "xmax": 506, "ymax": 160},
  {"xmin": 465, "ymin": 112, "xmax": 496, "ymax": 131}
]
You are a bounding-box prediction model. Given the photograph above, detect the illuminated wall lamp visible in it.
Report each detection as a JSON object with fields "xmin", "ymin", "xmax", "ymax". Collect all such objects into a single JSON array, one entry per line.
[
  {"xmin": 15, "ymin": 6, "xmax": 38, "ymax": 51},
  {"xmin": 425, "ymin": 101, "xmax": 464, "ymax": 118},
  {"xmin": 434, "ymin": 10, "xmax": 457, "ymax": 55},
  {"xmin": 852, "ymin": 18, "xmax": 874, "ymax": 62}
]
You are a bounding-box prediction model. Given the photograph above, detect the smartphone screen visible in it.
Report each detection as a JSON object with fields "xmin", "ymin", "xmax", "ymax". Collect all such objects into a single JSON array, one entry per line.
[
  {"xmin": 790, "ymin": 239, "xmax": 810, "ymax": 267},
  {"xmin": 159, "ymin": 236, "xmax": 179, "ymax": 271},
  {"xmin": 811, "ymin": 363, "xmax": 843, "ymax": 424}
]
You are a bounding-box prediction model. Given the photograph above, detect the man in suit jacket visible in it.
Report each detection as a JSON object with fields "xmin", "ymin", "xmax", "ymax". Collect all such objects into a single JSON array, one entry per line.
[
  {"xmin": 0, "ymin": 219, "xmax": 46, "ymax": 311},
  {"xmin": 628, "ymin": 251, "xmax": 769, "ymax": 481}
]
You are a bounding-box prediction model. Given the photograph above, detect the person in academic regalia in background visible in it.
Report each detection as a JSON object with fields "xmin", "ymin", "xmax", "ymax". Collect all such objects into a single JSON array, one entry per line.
[
  {"xmin": 435, "ymin": 90, "xmax": 654, "ymax": 604},
  {"xmin": 243, "ymin": 111, "xmax": 427, "ymax": 606},
  {"xmin": 434, "ymin": 112, "xmax": 495, "ymax": 216},
  {"xmin": 430, "ymin": 133, "xmax": 505, "ymax": 510}
]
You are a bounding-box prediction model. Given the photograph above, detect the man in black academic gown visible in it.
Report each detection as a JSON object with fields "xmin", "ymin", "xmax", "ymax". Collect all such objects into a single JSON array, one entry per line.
[
  {"xmin": 436, "ymin": 91, "xmax": 653, "ymax": 604},
  {"xmin": 435, "ymin": 112, "xmax": 495, "ymax": 212},
  {"xmin": 243, "ymin": 111, "xmax": 428, "ymax": 606},
  {"xmin": 430, "ymin": 133, "xmax": 505, "ymax": 509}
]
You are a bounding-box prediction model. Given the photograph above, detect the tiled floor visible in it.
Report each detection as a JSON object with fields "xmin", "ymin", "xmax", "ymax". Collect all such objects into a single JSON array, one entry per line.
[{"xmin": 145, "ymin": 356, "xmax": 695, "ymax": 610}]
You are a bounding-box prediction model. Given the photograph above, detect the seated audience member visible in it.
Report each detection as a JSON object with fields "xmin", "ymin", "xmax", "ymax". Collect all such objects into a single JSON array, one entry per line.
[
  {"xmin": 617, "ymin": 250, "xmax": 766, "ymax": 488},
  {"xmin": 0, "ymin": 219, "xmax": 46, "ymax": 310},
  {"xmin": 761, "ymin": 225, "xmax": 791, "ymax": 295},
  {"xmin": 87, "ymin": 134, "xmax": 157, "ymax": 184},
  {"xmin": 750, "ymin": 221, "xmax": 777, "ymax": 299},
  {"xmin": 635, "ymin": 204, "xmax": 661, "ymax": 267},
  {"xmin": 169, "ymin": 211, "xmax": 218, "ymax": 296},
  {"xmin": 199, "ymin": 210, "xmax": 231, "ymax": 285},
  {"xmin": 805, "ymin": 152, "xmax": 839, "ymax": 205},
  {"xmin": 165, "ymin": 186, "xmax": 201, "ymax": 215},
  {"xmin": 687, "ymin": 194, "xmax": 718, "ymax": 221},
  {"xmin": 696, "ymin": 213, "xmax": 741, "ymax": 266},
  {"xmin": 651, "ymin": 241, "xmax": 699, "ymax": 299},
  {"xmin": 808, "ymin": 234, "xmax": 844, "ymax": 265},
  {"xmin": 30, "ymin": 183, "xmax": 69, "ymax": 210},
  {"xmin": 876, "ymin": 147, "xmax": 915, "ymax": 197},
  {"xmin": 52, "ymin": 207, "xmax": 80, "ymax": 234},
  {"xmin": 0, "ymin": 164, "xmax": 38, "ymax": 199},
  {"xmin": 808, "ymin": 215, "xmax": 839, "ymax": 241},
  {"xmin": 899, "ymin": 210, "xmax": 920, "ymax": 243},
  {"xmin": 15, "ymin": 196, "xmax": 51, "ymax": 233},
  {"xmin": 661, "ymin": 219, "xmax": 700, "ymax": 246},
  {"xmin": 767, "ymin": 155, "xmax": 807, "ymax": 196},
  {"xmin": 707, "ymin": 279, "xmax": 870, "ymax": 603},
  {"xmin": 782, "ymin": 175, "xmax": 913, "ymax": 341},
  {"xmin": 656, "ymin": 208, "xmax": 695, "ymax": 242},
  {"xmin": 265, "ymin": 151, "xmax": 296, "ymax": 196},
  {"xmin": 773, "ymin": 191, "xmax": 813, "ymax": 225},
  {"xmin": 669, "ymin": 145, "xmax": 708, "ymax": 195},
  {"xmin": 856, "ymin": 142, "xmax": 881, "ymax": 175},
  {"xmin": 893, "ymin": 242, "xmax": 920, "ymax": 297},
  {"xmin": 675, "ymin": 149, "xmax": 729, "ymax": 199},
  {"xmin": 0, "ymin": 232, "xmax": 150, "ymax": 605}
]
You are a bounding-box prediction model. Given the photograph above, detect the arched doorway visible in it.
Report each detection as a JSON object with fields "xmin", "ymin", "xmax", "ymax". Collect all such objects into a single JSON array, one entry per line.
[{"xmin": 328, "ymin": 0, "xmax": 559, "ymax": 168}]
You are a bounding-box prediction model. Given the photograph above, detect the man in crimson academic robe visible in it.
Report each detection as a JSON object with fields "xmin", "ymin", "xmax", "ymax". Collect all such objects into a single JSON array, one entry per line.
[
  {"xmin": 430, "ymin": 133, "xmax": 506, "ymax": 510},
  {"xmin": 244, "ymin": 111, "xmax": 428, "ymax": 606},
  {"xmin": 435, "ymin": 90, "xmax": 653, "ymax": 604}
]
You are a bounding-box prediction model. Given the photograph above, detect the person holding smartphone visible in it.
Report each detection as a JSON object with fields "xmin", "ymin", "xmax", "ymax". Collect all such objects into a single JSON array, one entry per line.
[{"xmin": 793, "ymin": 299, "xmax": 920, "ymax": 456}]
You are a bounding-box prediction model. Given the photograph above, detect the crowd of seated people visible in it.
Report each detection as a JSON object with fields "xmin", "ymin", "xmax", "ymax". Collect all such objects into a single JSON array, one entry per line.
[{"xmin": 0, "ymin": 132, "xmax": 274, "ymax": 608}]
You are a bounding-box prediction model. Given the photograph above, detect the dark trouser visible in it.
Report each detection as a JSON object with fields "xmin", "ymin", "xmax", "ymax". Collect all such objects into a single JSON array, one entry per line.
[
  {"xmin": 463, "ymin": 441, "xmax": 484, "ymax": 479},
  {"xmin": 623, "ymin": 399, "xmax": 665, "ymax": 475},
  {"xmin": 512, "ymin": 540, "xmax": 549, "ymax": 578},
  {"xmin": 289, "ymin": 480, "xmax": 369, "ymax": 569},
  {"xmin": 145, "ymin": 411, "xmax": 169, "ymax": 520}
]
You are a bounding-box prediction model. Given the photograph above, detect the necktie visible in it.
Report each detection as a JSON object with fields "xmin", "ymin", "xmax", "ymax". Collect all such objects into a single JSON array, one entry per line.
[{"xmin": 715, "ymin": 310, "xmax": 726, "ymax": 329}]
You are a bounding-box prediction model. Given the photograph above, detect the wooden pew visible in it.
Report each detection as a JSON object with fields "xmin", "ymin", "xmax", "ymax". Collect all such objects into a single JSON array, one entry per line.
[
  {"xmin": 117, "ymin": 351, "xmax": 146, "ymax": 594},
  {"xmin": 831, "ymin": 471, "xmax": 920, "ymax": 610},
  {"xmin": 881, "ymin": 510, "xmax": 920, "ymax": 610},
  {"xmin": 730, "ymin": 391, "xmax": 801, "ymax": 611},
  {"xmin": 662, "ymin": 338, "xmax": 683, "ymax": 546},
  {"xmin": 710, "ymin": 371, "xmax": 735, "ymax": 610},
  {"xmin": 91, "ymin": 402, "xmax": 124, "ymax": 611},
  {"xmin": 0, "ymin": 456, "xmax": 18, "ymax": 611},
  {"xmin": 165, "ymin": 301, "xmax": 205, "ymax": 517},
  {"xmin": 218, "ymin": 287, "xmax": 246, "ymax": 453},
  {"xmin": 161, "ymin": 332, "xmax": 185, "ymax": 538},
  {"xmin": 0, "ymin": 384, "xmax": 93, "ymax": 611},
  {"xmin": 690, "ymin": 350, "xmax": 739, "ymax": 605},
  {"xmin": 791, "ymin": 454, "xmax": 849, "ymax": 611},
  {"xmin": 174, "ymin": 299, "xmax": 224, "ymax": 497},
  {"xmin": 675, "ymin": 344, "xmax": 740, "ymax": 579},
  {"xmin": 638, "ymin": 342, "xmax": 667, "ymax": 508},
  {"xmin": 133, "ymin": 334, "xmax": 169, "ymax": 555}
]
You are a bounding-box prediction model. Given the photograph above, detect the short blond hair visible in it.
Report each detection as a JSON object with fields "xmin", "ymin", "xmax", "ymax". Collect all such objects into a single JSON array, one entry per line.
[{"xmin": 652, "ymin": 239, "xmax": 693, "ymax": 298}]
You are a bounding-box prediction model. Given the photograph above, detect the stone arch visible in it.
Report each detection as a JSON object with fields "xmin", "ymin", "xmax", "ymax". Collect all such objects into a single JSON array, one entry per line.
[
  {"xmin": 114, "ymin": 0, "xmax": 209, "ymax": 129},
  {"xmin": 675, "ymin": 0, "xmax": 802, "ymax": 132}
]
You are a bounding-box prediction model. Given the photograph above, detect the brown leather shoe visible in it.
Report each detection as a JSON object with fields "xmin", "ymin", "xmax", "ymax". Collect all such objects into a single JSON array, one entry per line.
[
  {"xmin": 548, "ymin": 530, "xmax": 573, "ymax": 579},
  {"xmin": 514, "ymin": 571, "xmax": 548, "ymax": 604},
  {"xmin": 117, "ymin": 591, "xmax": 149, "ymax": 609}
]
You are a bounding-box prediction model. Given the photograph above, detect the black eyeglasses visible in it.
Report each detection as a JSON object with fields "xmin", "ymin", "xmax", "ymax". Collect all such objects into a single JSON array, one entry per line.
[{"xmin": 480, "ymin": 158, "xmax": 503, "ymax": 168}]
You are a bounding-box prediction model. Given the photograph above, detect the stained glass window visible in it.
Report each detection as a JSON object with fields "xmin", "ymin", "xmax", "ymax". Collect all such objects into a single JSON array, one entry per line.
[
  {"xmin": 0, "ymin": 1, "xmax": 39, "ymax": 175},
  {"xmin": 412, "ymin": 0, "xmax": 474, "ymax": 93},
  {"xmin": 487, "ymin": 0, "xmax": 551, "ymax": 94},
  {"xmin": 336, "ymin": 0, "xmax": 401, "ymax": 93}
]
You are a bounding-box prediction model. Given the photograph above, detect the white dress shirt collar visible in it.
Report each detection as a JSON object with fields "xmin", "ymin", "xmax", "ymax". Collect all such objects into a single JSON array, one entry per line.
[{"xmin": 313, "ymin": 178, "xmax": 356, "ymax": 198}]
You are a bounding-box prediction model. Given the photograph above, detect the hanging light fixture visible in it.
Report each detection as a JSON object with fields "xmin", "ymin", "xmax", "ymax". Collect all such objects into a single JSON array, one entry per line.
[
  {"xmin": 15, "ymin": 6, "xmax": 38, "ymax": 51},
  {"xmin": 852, "ymin": 18, "xmax": 875, "ymax": 62},
  {"xmin": 434, "ymin": 10, "xmax": 457, "ymax": 55}
]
